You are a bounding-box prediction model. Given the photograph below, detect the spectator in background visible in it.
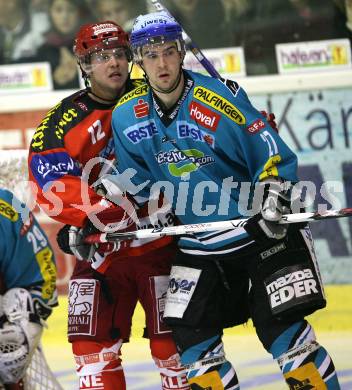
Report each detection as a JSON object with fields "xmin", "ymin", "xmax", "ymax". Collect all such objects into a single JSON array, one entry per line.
[
  {"xmin": 238, "ymin": 0, "xmax": 351, "ymax": 76},
  {"xmin": 236, "ymin": 0, "xmax": 294, "ymax": 75},
  {"xmin": 0, "ymin": 0, "xmax": 50, "ymax": 64},
  {"xmin": 32, "ymin": 0, "xmax": 93, "ymax": 90},
  {"xmin": 288, "ymin": 0, "xmax": 350, "ymax": 42},
  {"xmin": 343, "ymin": 0, "xmax": 352, "ymax": 34},
  {"xmin": 93, "ymin": 0, "xmax": 147, "ymax": 32},
  {"xmin": 163, "ymin": 0, "xmax": 232, "ymax": 49},
  {"xmin": 30, "ymin": 0, "xmax": 50, "ymax": 13},
  {"xmin": 221, "ymin": 0, "xmax": 249, "ymax": 24},
  {"xmin": 92, "ymin": 0, "xmax": 148, "ymax": 79},
  {"xmin": 220, "ymin": 0, "xmax": 250, "ymax": 47},
  {"xmin": 333, "ymin": 0, "xmax": 351, "ymax": 30}
]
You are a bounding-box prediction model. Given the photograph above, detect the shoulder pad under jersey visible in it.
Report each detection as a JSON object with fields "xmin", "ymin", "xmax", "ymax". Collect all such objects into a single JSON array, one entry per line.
[
  {"xmin": 115, "ymin": 83, "xmax": 149, "ymax": 108},
  {"xmin": 30, "ymin": 89, "xmax": 91, "ymax": 152},
  {"xmin": 0, "ymin": 189, "xmax": 19, "ymax": 223}
]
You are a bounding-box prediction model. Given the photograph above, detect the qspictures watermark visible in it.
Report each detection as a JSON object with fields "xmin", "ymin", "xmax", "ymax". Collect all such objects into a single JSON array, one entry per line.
[{"xmin": 10, "ymin": 157, "xmax": 347, "ymax": 231}]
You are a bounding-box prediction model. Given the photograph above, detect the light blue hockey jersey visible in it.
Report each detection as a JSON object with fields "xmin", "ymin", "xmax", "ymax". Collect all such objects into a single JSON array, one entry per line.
[
  {"xmin": 0, "ymin": 188, "xmax": 57, "ymax": 312},
  {"xmin": 112, "ymin": 70, "xmax": 298, "ymax": 255}
]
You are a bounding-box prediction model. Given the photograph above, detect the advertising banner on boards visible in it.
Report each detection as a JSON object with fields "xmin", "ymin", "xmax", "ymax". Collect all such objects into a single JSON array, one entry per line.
[
  {"xmin": 275, "ymin": 38, "xmax": 352, "ymax": 74},
  {"xmin": 0, "ymin": 62, "xmax": 53, "ymax": 94}
]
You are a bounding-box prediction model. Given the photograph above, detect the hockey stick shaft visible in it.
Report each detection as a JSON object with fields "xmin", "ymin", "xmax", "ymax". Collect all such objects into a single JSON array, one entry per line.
[
  {"xmin": 147, "ymin": 0, "xmax": 221, "ymax": 78},
  {"xmin": 85, "ymin": 208, "xmax": 352, "ymax": 244}
]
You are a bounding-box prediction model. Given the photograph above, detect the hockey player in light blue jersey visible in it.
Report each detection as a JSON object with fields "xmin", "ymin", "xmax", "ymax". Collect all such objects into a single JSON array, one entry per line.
[
  {"xmin": 0, "ymin": 188, "xmax": 58, "ymax": 387},
  {"xmin": 111, "ymin": 11, "xmax": 340, "ymax": 390}
]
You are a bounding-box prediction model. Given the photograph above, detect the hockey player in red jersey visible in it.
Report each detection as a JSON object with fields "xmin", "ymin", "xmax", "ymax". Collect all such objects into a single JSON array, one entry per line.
[{"xmin": 28, "ymin": 21, "xmax": 189, "ymax": 390}]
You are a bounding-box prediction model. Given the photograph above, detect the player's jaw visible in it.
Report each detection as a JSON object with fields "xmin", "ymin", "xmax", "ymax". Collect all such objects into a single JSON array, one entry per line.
[{"xmin": 149, "ymin": 67, "xmax": 179, "ymax": 93}]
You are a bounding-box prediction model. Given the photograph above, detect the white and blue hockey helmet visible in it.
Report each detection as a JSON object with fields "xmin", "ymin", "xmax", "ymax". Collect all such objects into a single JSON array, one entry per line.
[{"xmin": 130, "ymin": 11, "xmax": 185, "ymax": 62}]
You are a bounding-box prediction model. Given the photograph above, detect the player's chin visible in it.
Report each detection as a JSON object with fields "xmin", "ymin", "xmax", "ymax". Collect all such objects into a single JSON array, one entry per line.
[
  {"xmin": 157, "ymin": 79, "xmax": 174, "ymax": 91},
  {"xmin": 107, "ymin": 77, "xmax": 127, "ymax": 89}
]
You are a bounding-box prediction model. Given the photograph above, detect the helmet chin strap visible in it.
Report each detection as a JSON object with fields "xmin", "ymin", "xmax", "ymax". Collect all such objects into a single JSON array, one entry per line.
[
  {"xmin": 87, "ymin": 75, "xmax": 128, "ymax": 104},
  {"xmin": 88, "ymin": 89, "xmax": 119, "ymax": 104}
]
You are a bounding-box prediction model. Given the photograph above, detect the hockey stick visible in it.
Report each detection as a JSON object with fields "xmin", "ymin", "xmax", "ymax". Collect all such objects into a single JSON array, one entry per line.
[
  {"xmin": 85, "ymin": 208, "xmax": 352, "ymax": 244},
  {"xmin": 147, "ymin": 0, "xmax": 221, "ymax": 78}
]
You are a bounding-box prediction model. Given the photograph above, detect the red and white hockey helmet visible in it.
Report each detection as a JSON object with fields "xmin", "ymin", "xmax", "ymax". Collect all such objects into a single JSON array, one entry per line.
[{"xmin": 74, "ymin": 21, "xmax": 131, "ymax": 61}]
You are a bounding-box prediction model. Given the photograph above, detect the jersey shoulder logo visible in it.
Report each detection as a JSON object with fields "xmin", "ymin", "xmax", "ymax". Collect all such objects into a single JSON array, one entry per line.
[
  {"xmin": 193, "ymin": 86, "xmax": 245, "ymax": 125},
  {"xmin": 0, "ymin": 198, "xmax": 18, "ymax": 222},
  {"xmin": 116, "ymin": 84, "xmax": 149, "ymax": 108},
  {"xmin": 31, "ymin": 102, "xmax": 61, "ymax": 151},
  {"xmin": 246, "ymin": 118, "xmax": 265, "ymax": 134},
  {"xmin": 31, "ymin": 99, "xmax": 82, "ymax": 151},
  {"xmin": 219, "ymin": 77, "xmax": 241, "ymax": 97}
]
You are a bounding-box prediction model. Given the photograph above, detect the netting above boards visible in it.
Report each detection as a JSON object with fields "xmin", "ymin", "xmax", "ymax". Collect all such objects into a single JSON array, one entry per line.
[{"xmin": 0, "ymin": 149, "xmax": 31, "ymax": 203}]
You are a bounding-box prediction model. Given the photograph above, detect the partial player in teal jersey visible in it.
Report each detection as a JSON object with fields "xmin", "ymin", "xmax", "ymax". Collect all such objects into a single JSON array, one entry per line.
[
  {"xmin": 110, "ymin": 11, "xmax": 340, "ymax": 390},
  {"xmin": 0, "ymin": 188, "xmax": 58, "ymax": 387}
]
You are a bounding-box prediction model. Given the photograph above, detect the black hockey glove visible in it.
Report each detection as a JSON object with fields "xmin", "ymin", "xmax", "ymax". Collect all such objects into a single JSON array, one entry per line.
[
  {"xmin": 57, "ymin": 202, "xmax": 135, "ymax": 263},
  {"xmin": 58, "ymin": 221, "xmax": 130, "ymax": 274},
  {"xmin": 57, "ymin": 222, "xmax": 98, "ymax": 261},
  {"xmin": 244, "ymin": 180, "xmax": 291, "ymax": 245}
]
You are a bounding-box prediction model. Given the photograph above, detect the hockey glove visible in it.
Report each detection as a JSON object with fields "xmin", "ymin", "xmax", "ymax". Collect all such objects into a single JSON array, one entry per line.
[
  {"xmin": 57, "ymin": 222, "xmax": 124, "ymax": 274},
  {"xmin": 57, "ymin": 223, "xmax": 100, "ymax": 261},
  {"xmin": 244, "ymin": 179, "xmax": 291, "ymax": 245},
  {"xmin": 57, "ymin": 202, "xmax": 136, "ymax": 272}
]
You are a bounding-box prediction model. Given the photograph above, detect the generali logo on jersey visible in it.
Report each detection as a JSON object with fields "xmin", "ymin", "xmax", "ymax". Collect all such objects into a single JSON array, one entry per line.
[
  {"xmin": 189, "ymin": 101, "xmax": 220, "ymax": 131},
  {"xmin": 133, "ymin": 99, "xmax": 149, "ymax": 118}
]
